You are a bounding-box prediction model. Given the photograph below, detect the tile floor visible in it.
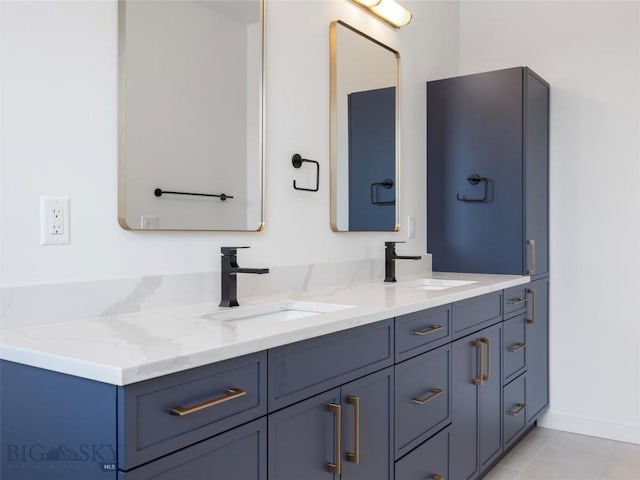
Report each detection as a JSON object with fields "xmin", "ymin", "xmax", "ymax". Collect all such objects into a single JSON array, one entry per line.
[{"xmin": 483, "ymin": 427, "xmax": 640, "ymax": 480}]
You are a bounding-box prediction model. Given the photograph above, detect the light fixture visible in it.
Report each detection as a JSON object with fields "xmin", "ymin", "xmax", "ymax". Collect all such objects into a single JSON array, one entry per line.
[{"xmin": 352, "ymin": 0, "xmax": 412, "ymax": 28}]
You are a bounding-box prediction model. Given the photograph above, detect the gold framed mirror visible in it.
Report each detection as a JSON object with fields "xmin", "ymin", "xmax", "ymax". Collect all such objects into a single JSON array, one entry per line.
[
  {"xmin": 118, "ymin": 0, "xmax": 264, "ymax": 231},
  {"xmin": 330, "ymin": 20, "xmax": 400, "ymax": 232}
]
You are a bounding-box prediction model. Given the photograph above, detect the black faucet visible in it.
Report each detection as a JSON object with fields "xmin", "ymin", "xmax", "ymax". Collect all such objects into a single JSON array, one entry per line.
[
  {"xmin": 220, "ymin": 247, "xmax": 269, "ymax": 307},
  {"xmin": 385, "ymin": 241, "xmax": 421, "ymax": 283}
]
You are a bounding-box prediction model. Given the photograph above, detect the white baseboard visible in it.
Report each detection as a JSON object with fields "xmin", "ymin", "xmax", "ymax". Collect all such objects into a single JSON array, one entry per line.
[{"xmin": 538, "ymin": 410, "xmax": 640, "ymax": 445}]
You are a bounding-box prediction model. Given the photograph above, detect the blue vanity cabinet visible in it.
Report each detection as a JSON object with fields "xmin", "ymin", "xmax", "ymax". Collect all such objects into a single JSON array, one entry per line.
[
  {"xmin": 525, "ymin": 277, "xmax": 549, "ymax": 423},
  {"xmin": 427, "ymin": 67, "xmax": 549, "ymax": 279},
  {"xmin": 450, "ymin": 322, "xmax": 503, "ymax": 480},
  {"xmin": 268, "ymin": 367, "xmax": 394, "ymax": 480}
]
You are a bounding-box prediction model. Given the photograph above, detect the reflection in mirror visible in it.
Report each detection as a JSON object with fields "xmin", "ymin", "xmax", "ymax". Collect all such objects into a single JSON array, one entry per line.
[
  {"xmin": 330, "ymin": 21, "xmax": 400, "ymax": 232},
  {"xmin": 118, "ymin": 0, "xmax": 264, "ymax": 231}
]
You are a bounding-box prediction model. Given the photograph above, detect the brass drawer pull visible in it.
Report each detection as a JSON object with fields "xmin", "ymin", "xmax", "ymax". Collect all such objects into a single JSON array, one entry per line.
[
  {"xmin": 507, "ymin": 297, "xmax": 526, "ymax": 305},
  {"xmin": 412, "ymin": 388, "xmax": 444, "ymax": 405},
  {"xmin": 413, "ymin": 324, "xmax": 444, "ymax": 336},
  {"xmin": 169, "ymin": 388, "xmax": 246, "ymax": 416},
  {"xmin": 480, "ymin": 337, "xmax": 491, "ymax": 382},
  {"xmin": 472, "ymin": 340, "xmax": 484, "ymax": 386},
  {"xmin": 507, "ymin": 403, "xmax": 526, "ymax": 416},
  {"xmin": 508, "ymin": 342, "xmax": 526, "ymax": 353},
  {"xmin": 346, "ymin": 395, "xmax": 360, "ymax": 464},
  {"xmin": 432, "ymin": 475, "xmax": 445, "ymax": 480},
  {"xmin": 527, "ymin": 239, "xmax": 536, "ymax": 275},
  {"xmin": 527, "ymin": 288, "xmax": 536, "ymax": 324},
  {"xmin": 328, "ymin": 403, "xmax": 342, "ymax": 475}
]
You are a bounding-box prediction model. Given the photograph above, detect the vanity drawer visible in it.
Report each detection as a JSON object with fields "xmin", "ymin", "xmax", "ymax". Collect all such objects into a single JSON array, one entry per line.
[
  {"xmin": 395, "ymin": 344, "xmax": 451, "ymax": 459},
  {"xmin": 504, "ymin": 374, "xmax": 527, "ymax": 447},
  {"xmin": 119, "ymin": 417, "xmax": 267, "ymax": 480},
  {"xmin": 503, "ymin": 313, "xmax": 527, "ymax": 384},
  {"xmin": 118, "ymin": 351, "xmax": 267, "ymax": 470},
  {"xmin": 452, "ymin": 291, "xmax": 502, "ymax": 339},
  {"xmin": 395, "ymin": 427, "xmax": 450, "ymax": 480},
  {"xmin": 395, "ymin": 304, "xmax": 451, "ymax": 362},
  {"xmin": 268, "ymin": 319, "xmax": 393, "ymax": 412},
  {"xmin": 504, "ymin": 284, "xmax": 528, "ymax": 318}
]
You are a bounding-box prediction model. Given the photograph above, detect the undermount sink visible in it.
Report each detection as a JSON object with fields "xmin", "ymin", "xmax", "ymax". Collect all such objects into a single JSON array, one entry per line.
[
  {"xmin": 390, "ymin": 278, "xmax": 478, "ymax": 291},
  {"xmin": 200, "ymin": 301, "xmax": 354, "ymax": 325}
]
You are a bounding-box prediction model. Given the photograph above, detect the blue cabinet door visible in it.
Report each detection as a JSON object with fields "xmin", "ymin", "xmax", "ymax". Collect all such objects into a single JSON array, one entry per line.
[
  {"xmin": 268, "ymin": 389, "xmax": 340, "ymax": 480},
  {"xmin": 451, "ymin": 323, "xmax": 503, "ymax": 479},
  {"xmin": 427, "ymin": 68, "xmax": 524, "ymax": 275},
  {"xmin": 524, "ymin": 70, "xmax": 550, "ymax": 278},
  {"xmin": 478, "ymin": 323, "xmax": 503, "ymax": 469},
  {"xmin": 525, "ymin": 278, "xmax": 549, "ymax": 422},
  {"xmin": 341, "ymin": 368, "xmax": 394, "ymax": 480},
  {"xmin": 451, "ymin": 336, "xmax": 480, "ymax": 480},
  {"xmin": 426, "ymin": 67, "xmax": 549, "ymax": 277}
]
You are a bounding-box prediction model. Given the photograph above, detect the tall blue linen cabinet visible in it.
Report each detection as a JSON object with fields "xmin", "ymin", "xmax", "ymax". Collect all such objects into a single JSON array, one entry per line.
[{"xmin": 427, "ymin": 66, "xmax": 550, "ymax": 479}]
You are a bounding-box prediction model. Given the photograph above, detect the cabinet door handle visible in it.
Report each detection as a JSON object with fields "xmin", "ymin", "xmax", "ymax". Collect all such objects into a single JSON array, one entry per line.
[
  {"xmin": 169, "ymin": 388, "xmax": 246, "ymax": 416},
  {"xmin": 508, "ymin": 342, "xmax": 527, "ymax": 353},
  {"xmin": 413, "ymin": 324, "xmax": 444, "ymax": 336},
  {"xmin": 480, "ymin": 337, "xmax": 491, "ymax": 382},
  {"xmin": 507, "ymin": 403, "xmax": 526, "ymax": 416},
  {"xmin": 472, "ymin": 341, "xmax": 484, "ymax": 386},
  {"xmin": 328, "ymin": 403, "xmax": 342, "ymax": 475},
  {"xmin": 432, "ymin": 475, "xmax": 445, "ymax": 480},
  {"xmin": 527, "ymin": 288, "xmax": 536, "ymax": 324},
  {"xmin": 346, "ymin": 395, "xmax": 360, "ymax": 464},
  {"xmin": 412, "ymin": 388, "xmax": 444, "ymax": 405},
  {"xmin": 507, "ymin": 297, "xmax": 526, "ymax": 305},
  {"xmin": 527, "ymin": 239, "xmax": 536, "ymax": 275}
]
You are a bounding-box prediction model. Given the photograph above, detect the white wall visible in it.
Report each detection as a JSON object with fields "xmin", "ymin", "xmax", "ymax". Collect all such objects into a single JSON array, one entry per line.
[
  {"xmin": 0, "ymin": 0, "xmax": 458, "ymax": 287},
  {"xmin": 459, "ymin": 1, "xmax": 640, "ymax": 443}
]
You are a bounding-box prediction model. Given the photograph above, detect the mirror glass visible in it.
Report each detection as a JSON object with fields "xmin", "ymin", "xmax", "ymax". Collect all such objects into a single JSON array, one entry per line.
[
  {"xmin": 118, "ymin": 0, "xmax": 263, "ymax": 231},
  {"xmin": 330, "ymin": 21, "xmax": 399, "ymax": 232}
]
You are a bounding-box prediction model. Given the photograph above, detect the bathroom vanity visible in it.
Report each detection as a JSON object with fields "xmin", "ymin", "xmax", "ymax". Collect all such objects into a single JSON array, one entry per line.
[{"xmin": 0, "ymin": 273, "xmax": 548, "ymax": 480}]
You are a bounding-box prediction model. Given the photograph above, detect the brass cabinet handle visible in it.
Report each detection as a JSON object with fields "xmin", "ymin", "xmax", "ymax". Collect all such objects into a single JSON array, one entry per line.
[
  {"xmin": 480, "ymin": 337, "xmax": 491, "ymax": 382},
  {"xmin": 411, "ymin": 388, "xmax": 444, "ymax": 405},
  {"xmin": 169, "ymin": 388, "xmax": 246, "ymax": 416},
  {"xmin": 472, "ymin": 340, "xmax": 484, "ymax": 386},
  {"xmin": 507, "ymin": 297, "xmax": 526, "ymax": 305},
  {"xmin": 432, "ymin": 475, "xmax": 445, "ymax": 480},
  {"xmin": 508, "ymin": 342, "xmax": 527, "ymax": 353},
  {"xmin": 413, "ymin": 324, "xmax": 444, "ymax": 336},
  {"xmin": 328, "ymin": 403, "xmax": 342, "ymax": 475},
  {"xmin": 527, "ymin": 239, "xmax": 536, "ymax": 275},
  {"xmin": 346, "ymin": 395, "xmax": 360, "ymax": 464},
  {"xmin": 527, "ymin": 288, "xmax": 536, "ymax": 324},
  {"xmin": 507, "ymin": 403, "xmax": 526, "ymax": 416}
]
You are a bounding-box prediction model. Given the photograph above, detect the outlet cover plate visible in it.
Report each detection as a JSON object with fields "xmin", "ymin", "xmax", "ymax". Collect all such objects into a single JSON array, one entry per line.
[{"xmin": 41, "ymin": 196, "xmax": 70, "ymax": 245}]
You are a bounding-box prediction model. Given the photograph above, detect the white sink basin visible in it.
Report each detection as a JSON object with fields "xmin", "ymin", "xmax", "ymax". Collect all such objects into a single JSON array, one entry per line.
[
  {"xmin": 390, "ymin": 279, "xmax": 478, "ymax": 291},
  {"xmin": 200, "ymin": 301, "xmax": 354, "ymax": 325}
]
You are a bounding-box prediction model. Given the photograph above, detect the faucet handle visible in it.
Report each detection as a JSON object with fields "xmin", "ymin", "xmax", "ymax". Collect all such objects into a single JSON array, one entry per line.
[
  {"xmin": 385, "ymin": 241, "xmax": 405, "ymax": 247},
  {"xmin": 221, "ymin": 246, "xmax": 250, "ymax": 255}
]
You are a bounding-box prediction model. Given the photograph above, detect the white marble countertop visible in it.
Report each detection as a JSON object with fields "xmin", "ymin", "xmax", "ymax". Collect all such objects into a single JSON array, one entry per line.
[{"xmin": 0, "ymin": 272, "xmax": 528, "ymax": 386}]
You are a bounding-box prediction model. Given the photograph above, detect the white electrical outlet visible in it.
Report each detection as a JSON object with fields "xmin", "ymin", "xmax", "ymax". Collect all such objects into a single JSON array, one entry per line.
[
  {"xmin": 140, "ymin": 215, "xmax": 159, "ymax": 229},
  {"xmin": 41, "ymin": 197, "xmax": 70, "ymax": 245},
  {"xmin": 408, "ymin": 215, "xmax": 416, "ymax": 239}
]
